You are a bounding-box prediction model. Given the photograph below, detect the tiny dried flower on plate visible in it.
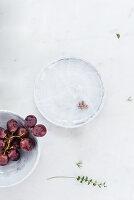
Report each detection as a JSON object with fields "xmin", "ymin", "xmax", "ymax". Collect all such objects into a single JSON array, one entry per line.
[{"xmin": 78, "ymin": 101, "xmax": 88, "ymax": 110}]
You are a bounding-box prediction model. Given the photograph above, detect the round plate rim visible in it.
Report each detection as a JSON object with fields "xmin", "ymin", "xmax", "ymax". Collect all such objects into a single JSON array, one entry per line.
[{"xmin": 34, "ymin": 57, "xmax": 105, "ymax": 128}]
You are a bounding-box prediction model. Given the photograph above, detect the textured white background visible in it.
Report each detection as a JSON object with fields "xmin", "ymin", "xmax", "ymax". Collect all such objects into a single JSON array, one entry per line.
[{"xmin": 0, "ymin": 0, "xmax": 134, "ymax": 199}]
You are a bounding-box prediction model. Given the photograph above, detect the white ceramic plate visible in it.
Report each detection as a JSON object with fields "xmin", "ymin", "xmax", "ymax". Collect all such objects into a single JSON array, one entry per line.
[
  {"xmin": 35, "ymin": 58, "xmax": 104, "ymax": 128},
  {"xmin": 0, "ymin": 111, "xmax": 40, "ymax": 187}
]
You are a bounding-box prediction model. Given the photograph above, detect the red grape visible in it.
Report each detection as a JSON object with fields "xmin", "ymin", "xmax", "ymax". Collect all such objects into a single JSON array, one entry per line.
[
  {"xmin": 0, "ymin": 154, "xmax": 8, "ymax": 166},
  {"xmin": 24, "ymin": 115, "xmax": 37, "ymax": 128},
  {"xmin": 17, "ymin": 127, "xmax": 28, "ymax": 138},
  {"xmin": 0, "ymin": 150, "xmax": 4, "ymax": 154},
  {"xmin": 0, "ymin": 127, "xmax": 6, "ymax": 139},
  {"xmin": 8, "ymin": 149, "xmax": 20, "ymax": 161},
  {"xmin": 11, "ymin": 138, "xmax": 20, "ymax": 150},
  {"xmin": 7, "ymin": 119, "xmax": 18, "ymax": 133},
  {"xmin": 20, "ymin": 138, "xmax": 35, "ymax": 151},
  {"xmin": 5, "ymin": 131, "xmax": 14, "ymax": 142},
  {"xmin": 32, "ymin": 124, "xmax": 47, "ymax": 137},
  {"xmin": 0, "ymin": 140, "xmax": 5, "ymax": 150}
]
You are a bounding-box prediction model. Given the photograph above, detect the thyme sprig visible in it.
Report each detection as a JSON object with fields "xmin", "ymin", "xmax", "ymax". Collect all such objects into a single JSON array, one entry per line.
[
  {"xmin": 77, "ymin": 176, "xmax": 107, "ymax": 188},
  {"xmin": 48, "ymin": 176, "xmax": 107, "ymax": 188}
]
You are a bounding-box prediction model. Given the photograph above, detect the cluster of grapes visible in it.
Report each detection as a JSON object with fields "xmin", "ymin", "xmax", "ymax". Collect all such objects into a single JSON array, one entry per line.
[{"xmin": 0, "ymin": 115, "xmax": 47, "ymax": 166}]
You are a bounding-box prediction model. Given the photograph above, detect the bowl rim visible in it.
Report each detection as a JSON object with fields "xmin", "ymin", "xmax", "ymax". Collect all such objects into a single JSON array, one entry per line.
[
  {"xmin": 0, "ymin": 110, "xmax": 40, "ymax": 188},
  {"xmin": 34, "ymin": 57, "xmax": 105, "ymax": 128}
]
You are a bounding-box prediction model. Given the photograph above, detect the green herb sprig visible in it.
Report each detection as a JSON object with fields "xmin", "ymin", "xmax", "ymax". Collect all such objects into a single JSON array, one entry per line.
[
  {"xmin": 116, "ymin": 33, "xmax": 120, "ymax": 39},
  {"xmin": 48, "ymin": 176, "xmax": 107, "ymax": 188},
  {"xmin": 77, "ymin": 176, "xmax": 107, "ymax": 188},
  {"xmin": 127, "ymin": 96, "xmax": 133, "ymax": 102},
  {"xmin": 76, "ymin": 161, "xmax": 83, "ymax": 168}
]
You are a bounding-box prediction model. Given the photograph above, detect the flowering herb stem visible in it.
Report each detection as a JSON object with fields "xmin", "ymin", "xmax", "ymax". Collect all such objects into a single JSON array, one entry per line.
[{"xmin": 48, "ymin": 176, "xmax": 107, "ymax": 188}]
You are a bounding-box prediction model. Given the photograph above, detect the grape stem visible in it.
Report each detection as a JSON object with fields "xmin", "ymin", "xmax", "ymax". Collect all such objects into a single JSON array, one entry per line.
[
  {"xmin": 4, "ymin": 139, "xmax": 11, "ymax": 155},
  {"xmin": 4, "ymin": 132, "xmax": 25, "ymax": 154},
  {"xmin": 10, "ymin": 132, "xmax": 25, "ymax": 139}
]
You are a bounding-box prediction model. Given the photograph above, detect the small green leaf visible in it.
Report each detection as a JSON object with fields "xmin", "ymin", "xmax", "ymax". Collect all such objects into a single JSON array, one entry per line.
[
  {"xmin": 85, "ymin": 176, "xmax": 88, "ymax": 182},
  {"xmin": 116, "ymin": 33, "xmax": 120, "ymax": 39},
  {"xmin": 88, "ymin": 180, "xmax": 90, "ymax": 185},
  {"xmin": 80, "ymin": 176, "xmax": 84, "ymax": 183},
  {"xmin": 103, "ymin": 182, "xmax": 107, "ymax": 187},
  {"xmin": 77, "ymin": 176, "xmax": 80, "ymax": 180},
  {"xmin": 81, "ymin": 176, "xmax": 84, "ymax": 181},
  {"xmin": 76, "ymin": 161, "xmax": 83, "ymax": 168},
  {"xmin": 127, "ymin": 96, "xmax": 133, "ymax": 102}
]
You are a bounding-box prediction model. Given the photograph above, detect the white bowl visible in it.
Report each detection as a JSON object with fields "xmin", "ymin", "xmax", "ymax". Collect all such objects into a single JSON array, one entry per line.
[
  {"xmin": 0, "ymin": 110, "xmax": 40, "ymax": 187},
  {"xmin": 34, "ymin": 57, "xmax": 104, "ymax": 128}
]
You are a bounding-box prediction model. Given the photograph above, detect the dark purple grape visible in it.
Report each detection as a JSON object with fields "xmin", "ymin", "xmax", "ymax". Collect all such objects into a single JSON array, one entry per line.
[
  {"xmin": 17, "ymin": 127, "xmax": 28, "ymax": 138},
  {"xmin": 0, "ymin": 127, "xmax": 6, "ymax": 139},
  {"xmin": 8, "ymin": 149, "xmax": 20, "ymax": 161},
  {"xmin": 7, "ymin": 119, "xmax": 18, "ymax": 133},
  {"xmin": 0, "ymin": 154, "xmax": 8, "ymax": 166},
  {"xmin": 24, "ymin": 115, "xmax": 37, "ymax": 128},
  {"xmin": 0, "ymin": 150, "xmax": 4, "ymax": 154},
  {"xmin": 5, "ymin": 131, "xmax": 14, "ymax": 142},
  {"xmin": 20, "ymin": 138, "xmax": 35, "ymax": 151},
  {"xmin": 0, "ymin": 140, "xmax": 5, "ymax": 150},
  {"xmin": 11, "ymin": 138, "xmax": 20, "ymax": 150},
  {"xmin": 32, "ymin": 124, "xmax": 47, "ymax": 137}
]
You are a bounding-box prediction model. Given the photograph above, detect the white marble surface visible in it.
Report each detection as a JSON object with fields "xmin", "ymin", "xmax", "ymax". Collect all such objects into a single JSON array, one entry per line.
[{"xmin": 0, "ymin": 0, "xmax": 134, "ymax": 199}]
